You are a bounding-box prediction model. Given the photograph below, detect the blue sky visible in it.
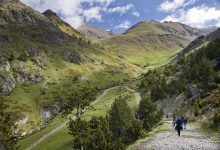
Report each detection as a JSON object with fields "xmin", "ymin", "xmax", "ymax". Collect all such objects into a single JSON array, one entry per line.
[{"xmin": 21, "ymin": 0, "xmax": 220, "ymax": 33}]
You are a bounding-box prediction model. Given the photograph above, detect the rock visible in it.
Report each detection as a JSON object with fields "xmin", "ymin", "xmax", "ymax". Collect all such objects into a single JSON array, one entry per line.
[
  {"xmin": 0, "ymin": 57, "xmax": 11, "ymax": 72},
  {"xmin": 0, "ymin": 58, "xmax": 15, "ymax": 95},
  {"xmin": 14, "ymin": 67, "xmax": 43, "ymax": 83},
  {"xmin": 41, "ymin": 102, "xmax": 63, "ymax": 123},
  {"xmin": 40, "ymin": 111, "xmax": 52, "ymax": 123},
  {"xmin": 28, "ymin": 73, "xmax": 42, "ymax": 83},
  {"xmin": 189, "ymin": 84, "xmax": 200, "ymax": 99},
  {"xmin": 0, "ymin": 76, "xmax": 15, "ymax": 95},
  {"xmin": 63, "ymin": 51, "xmax": 85, "ymax": 64},
  {"xmin": 15, "ymin": 117, "xmax": 29, "ymax": 125},
  {"xmin": 25, "ymin": 47, "xmax": 40, "ymax": 56},
  {"xmin": 31, "ymin": 57, "xmax": 45, "ymax": 68}
]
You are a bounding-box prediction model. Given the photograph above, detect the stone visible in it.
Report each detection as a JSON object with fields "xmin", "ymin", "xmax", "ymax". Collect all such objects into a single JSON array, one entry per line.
[
  {"xmin": 25, "ymin": 47, "xmax": 40, "ymax": 56},
  {"xmin": 0, "ymin": 58, "xmax": 15, "ymax": 95},
  {"xmin": 63, "ymin": 51, "xmax": 85, "ymax": 64},
  {"xmin": 0, "ymin": 57, "xmax": 11, "ymax": 72},
  {"xmin": 31, "ymin": 57, "xmax": 45, "ymax": 68}
]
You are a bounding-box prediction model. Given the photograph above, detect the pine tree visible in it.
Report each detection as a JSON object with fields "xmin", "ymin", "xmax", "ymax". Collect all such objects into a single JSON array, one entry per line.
[
  {"xmin": 0, "ymin": 96, "xmax": 17, "ymax": 149},
  {"xmin": 137, "ymin": 97, "xmax": 163, "ymax": 131}
]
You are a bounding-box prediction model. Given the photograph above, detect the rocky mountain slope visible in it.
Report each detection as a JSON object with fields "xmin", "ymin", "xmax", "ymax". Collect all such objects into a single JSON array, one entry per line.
[
  {"xmin": 99, "ymin": 20, "xmax": 207, "ymax": 68},
  {"xmin": 43, "ymin": 9, "xmax": 83, "ymax": 39},
  {"xmin": 175, "ymin": 27, "xmax": 220, "ymax": 58},
  {"xmin": 0, "ymin": 0, "xmax": 141, "ymax": 136},
  {"xmin": 78, "ymin": 24, "xmax": 113, "ymax": 41}
]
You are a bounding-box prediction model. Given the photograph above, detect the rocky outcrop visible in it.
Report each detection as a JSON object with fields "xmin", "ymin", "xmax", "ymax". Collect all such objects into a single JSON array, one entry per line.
[
  {"xmin": 15, "ymin": 68, "xmax": 42, "ymax": 83},
  {"xmin": 40, "ymin": 102, "xmax": 63, "ymax": 122},
  {"xmin": 31, "ymin": 57, "xmax": 45, "ymax": 68},
  {"xmin": 63, "ymin": 51, "xmax": 85, "ymax": 64},
  {"xmin": 25, "ymin": 47, "xmax": 40, "ymax": 56},
  {"xmin": 0, "ymin": 58, "xmax": 15, "ymax": 95},
  {"xmin": 0, "ymin": 0, "xmax": 49, "ymax": 25}
]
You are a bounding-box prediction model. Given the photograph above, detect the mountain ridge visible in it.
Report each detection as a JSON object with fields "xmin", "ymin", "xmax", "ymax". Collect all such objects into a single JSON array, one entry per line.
[{"xmin": 78, "ymin": 24, "xmax": 114, "ymax": 41}]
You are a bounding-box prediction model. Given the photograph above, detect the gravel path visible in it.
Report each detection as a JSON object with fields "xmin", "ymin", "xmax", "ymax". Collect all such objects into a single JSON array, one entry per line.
[{"xmin": 133, "ymin": 122, "xmax": 219, "ymax": 150}]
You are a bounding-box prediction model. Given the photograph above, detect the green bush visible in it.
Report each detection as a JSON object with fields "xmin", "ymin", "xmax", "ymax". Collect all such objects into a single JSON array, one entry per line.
[
  {"xmin": 213, "ymin": 111, "xmax": 220, "ymax": 126},
  {"xmin": 137, "ymin": 97, "xmax": 163, "ymax": 131}
]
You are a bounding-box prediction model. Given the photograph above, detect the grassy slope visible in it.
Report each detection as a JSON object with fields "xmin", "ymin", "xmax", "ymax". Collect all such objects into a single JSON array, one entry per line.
[
  {"xmin": 18, "ymin": 86, "xmax": 138, "ymax": 150},
  {"xmin": 98, "ymin": 21, "xmax": 195, "ymax": 69}
]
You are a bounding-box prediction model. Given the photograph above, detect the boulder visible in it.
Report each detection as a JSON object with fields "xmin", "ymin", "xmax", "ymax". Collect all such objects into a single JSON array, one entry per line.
[
  {"xmin": 0, "ymin": 76, "xmax": 15, "ymax": 95},
  {"xmin": 15, "ymin": 67, "xmax": 43, "ymax": 83},
  {"xmin": 25, "ymin": 47, "xmax": 40, "ymax": 56},
  {"xmin": 63, "ymin": 51, "xmax": 85, "ymax": 64},
  {"xmin": 0, "ymin": 57, "xmax": 11, "ymax": 72},
  {"xmin": 40, "ymin": 102, "xmax": 62, "ymax": 123},
  {"xmin": 40, "ymin": 111, "xmax": 52, "ymax": 123},
  {"xmin": 31, "ymin": 57, "xmax": 45, "ymax": 68},
  {"xmin": 0, "ymin": 57, "xmax": 15, "ymax": 95}
]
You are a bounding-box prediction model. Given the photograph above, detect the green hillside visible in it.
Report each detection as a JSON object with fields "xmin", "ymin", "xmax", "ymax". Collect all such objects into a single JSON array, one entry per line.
[
  {"xmin": 1, "ymin": 0, "xmax": 218, "ymax": 150},
  {"xmin": 99, "ymin": 21, "xmax": 204, "ymax": 69},
  {"xmin": 0, "ymin": 0, "xmax": 141, "ymax": 137},
  {"xmin": 139, "ymin": 35, "xmax": 220, "ymax": 135}
]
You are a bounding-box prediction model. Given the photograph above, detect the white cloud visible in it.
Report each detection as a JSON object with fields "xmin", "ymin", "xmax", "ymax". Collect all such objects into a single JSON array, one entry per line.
[
  {"xmin": 114, "ymin": 21, "xmax": 131, "ymax": 29},
  {"xmin": 132, "ymin": 11, "xmax": 140, "ymax": 17},
  {"xmin": 83, "ymin": 7, "xmax": 102, "ymax": 22},
  {"xmin": 108, "ymin": 4, "xmax": 134, "ymax": 14},
  {"xmin": 159, "ymin": 0, "xmax": 197, "ymax": 12},
  {"xmin": 20, "ymin": 0, "xmax": 115, "ymax": 28},
  {"xmin": 162, "ymin": 5, "xmax": 220, "ymax": 28}
]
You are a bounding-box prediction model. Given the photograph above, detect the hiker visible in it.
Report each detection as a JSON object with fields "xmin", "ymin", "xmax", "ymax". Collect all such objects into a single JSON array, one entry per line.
[
  {"xmin": 183, "ymin": 117, "xmax": 188, "ymax": 129},
  {"xmin": 166, "ymin": 114, "xmax": 169, "ymax": 119},
  {"xmin": 175, "ymin": 116, "xmax": 183, "ymax": 136}
]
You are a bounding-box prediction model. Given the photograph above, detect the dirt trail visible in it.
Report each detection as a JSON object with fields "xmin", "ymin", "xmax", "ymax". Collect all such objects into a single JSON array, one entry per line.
[
  {"xmin": 26, "ymin": 86, "xmax": 140, "ymax": 150},
  {"xmin": 132, "ymin": 121, "xmax": 219, "ymax": 150},
  {"xmin": 25, "ymin": 86, "xmax": 119, "ymax": 150},
  {"xmin": 124, "ymin": 86, "xmax": 141, "ymax": 105}
]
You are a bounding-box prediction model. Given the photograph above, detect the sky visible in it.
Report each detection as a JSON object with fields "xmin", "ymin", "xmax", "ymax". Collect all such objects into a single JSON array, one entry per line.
[{"xmin": 20, "ymin": 0, "xmax": 220, "ymax": 33}]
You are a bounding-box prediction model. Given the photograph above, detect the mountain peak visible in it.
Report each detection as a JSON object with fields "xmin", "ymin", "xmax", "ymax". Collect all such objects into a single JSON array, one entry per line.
[
  {"xmin": 78, "ymin": 24, "xmax": 113, "ymax": 41},
  {"xmin": 0, "ymin": 0, "xmax": 49, "ymax": 25},
  {"xmin": 43, "ymin": 9, "xmax": 58, "ymax": 17}
]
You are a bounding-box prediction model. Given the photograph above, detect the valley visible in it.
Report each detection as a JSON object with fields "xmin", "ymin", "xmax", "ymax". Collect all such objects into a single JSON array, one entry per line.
[{"xmin": 0, "ymin": 0, "xmax": 219, "ymax": 150}]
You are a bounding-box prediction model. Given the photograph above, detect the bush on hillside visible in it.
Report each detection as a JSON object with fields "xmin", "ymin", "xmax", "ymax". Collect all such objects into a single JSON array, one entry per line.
[
  {"xmin": 137, "ymin": 96, "xmax": 163, "ymax": 131},
  {"xmin": 0, "ymin": 96, "xmax": 17, "ymax": 150},
  {"xmin": 213, "ymin": 110, "xmax": 220, "ymax": 127}
]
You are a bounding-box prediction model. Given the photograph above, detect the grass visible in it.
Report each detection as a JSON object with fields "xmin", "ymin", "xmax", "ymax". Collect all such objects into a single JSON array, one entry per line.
[
  {"xmin": 18, "ymin": 86, "xmax": 138, "ymax": 150},
  {"xmin": 191, "ymin": 122, "xmax": 220, "ymax": 144},
  {"xmin": 127, "ymin": 120, "xmax": 170, "ymax": 150}
]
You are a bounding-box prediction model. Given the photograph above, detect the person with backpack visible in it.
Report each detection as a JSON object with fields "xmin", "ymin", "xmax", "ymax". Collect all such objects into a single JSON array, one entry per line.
[
  {"xmin": 183, "ymin": 117, "xmax": 188, "ymax": 129},
  {"xmin": 175, "ymin": 116, "xmax": 183, "ymax": 136}
]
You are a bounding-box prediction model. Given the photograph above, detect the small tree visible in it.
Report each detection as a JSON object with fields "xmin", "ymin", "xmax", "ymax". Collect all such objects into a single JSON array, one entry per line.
[
  {"xmin": 69, "ymin": 116, "xmax": 112, "ymax": 150},
  {"xmin": 0, "ymin": 96, "xmax": 17, "ymax": 149},
  {"xmin": 137, "ymin": 96, "xmax": 163, "ymax": 131},
  {"xmin": 64, "ymin": 84, "xmax": 97, "ymax": 119},
  {"xmin": 108, "ymin": 95, "xmax": 141, "ymax": 145},
  {"xmin": 108, "ymin": 95, "xmax": 133, "ymax": 139}
]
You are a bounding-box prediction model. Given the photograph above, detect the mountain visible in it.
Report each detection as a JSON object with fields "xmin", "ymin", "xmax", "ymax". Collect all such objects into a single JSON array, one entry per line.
[
  {"xmin": 99, "ymin": 20, "xmax": 206, "ymax": 68},
  {"xmin": 201, "ymin": 26, "xmax": 218, "ymax": 35},
  {"xmin": 43, "ymin": 9, "xmax": 83, "ymax": 39},
  {"xmin": 78, "ymin": 24, "xmax": 113, "ymax": 41},
  {"xmin": 0, "ymin": 0, "xmax": 141, "ymax": 138},
  {"xmin": 175, "ymin": 27, "xmax": 220, "ymax": 58}
]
